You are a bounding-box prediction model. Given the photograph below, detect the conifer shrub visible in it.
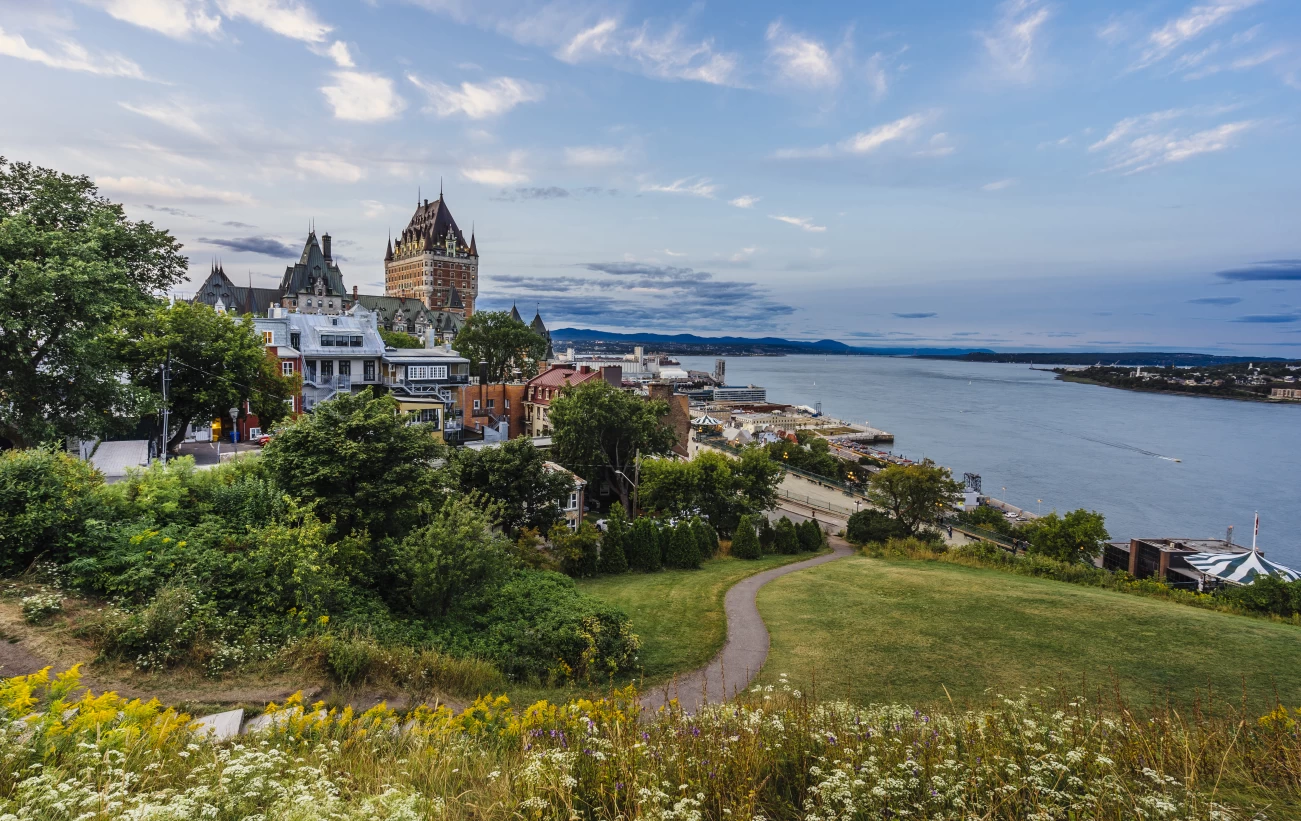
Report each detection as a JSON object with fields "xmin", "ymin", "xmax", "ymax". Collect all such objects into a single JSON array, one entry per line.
[
  {"xmin": 691, "ymin": 516, "xmax": 719, "ymax": 560},
  {"xmin": 597, "ymin": 503, "xmax": 630, "ymax": 574},
  {"xmin": 731, "ymin": 514, "xmax": 761, "ymax": 559},
  {"xmin": 798, "ymin": 518, "xmax": 825, "ymax": 552},
  {"xmin": 625, "ymin": 517, "xmax": 662, "ymax": 571},
  {"xmin": 774, "ymin": 516, "xmax": 800, "ymax": 555},
  {"xmin": 757, "ymin": 515, "xmax": 776, "ymax": 553},
  {"xmin": 664, "ymin": 521, "xmax": 701, "ymax": 569}
]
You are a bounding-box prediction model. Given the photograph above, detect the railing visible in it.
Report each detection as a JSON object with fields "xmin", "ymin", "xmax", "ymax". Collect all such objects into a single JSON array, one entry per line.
[
  {"xmin": 945, "ymin": 520, "xmax": 1020, "ymax": 551},
  {"xmin": 303, "ymin": 374, "xmax": 352, "ymax": 391},
  {"xmin": 776, "ymin": 489, "xmax": 856, "ymax": 517}
]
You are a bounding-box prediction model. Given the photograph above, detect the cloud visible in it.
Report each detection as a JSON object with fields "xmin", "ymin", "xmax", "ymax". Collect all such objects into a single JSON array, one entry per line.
[
  {"xmin": 765, "ymin": 20, "xmax": 839, "ymax": 88},
  {"xmin": 982, "ymin": 178, "xmax": 1016, "ymax": 191},
  {"xmin": 216, "ymin": 0, "xmax": 331, "ymax": 43},
  {"xmin": 770, "ymin": 215, "xmax": 826, "ymax": 233},
  {"xmin": 1215, "ymin": 260, "xmax": 1301, "ymax": 281},
  {"xmin": 640, "ymin": 177, "xmax": 718, "ymax": 198},
  {"xmin": 321, "ymin": 71, "xmax": 405, "ymax": 121},
  {"xmin": 0, "ymin": 25, "xmax": 147, "ymax": 79},
  {"xmin": 492, "ymin": 186, "xmax": 617, "ymax": 201},
  {"xmin": 775, "ymin": 113, "xmax": 930, "ymax": 159},
  {"xmin": 729, "ymin": 246, "xmax": 757, "ymax": 262},
  {"xmin": 294, "ymin": 152, "xmax": 363, "ymax": 183},
  {"xmin": 979, "ymin": 0, "xmax": 1051, "ymax": 83},
  {"xmin": 557, "ymin": 18, "xmax": 740, "ymax": 86},
  {"xmin": 1187, "ymin": 296, "xmax": 1242, "ymax": 305},
  {"xmin": 564, "ymin": 145, "xmax": 630, "ymax": 168},
  {"xmin": 141, "ymin": 204, "xmax": 200, "ymax": 218},
  {"xmin": 893, "ymin": 312, "xmax": 938, "ymax": 319},
  {"xmin": 728, "ymin": 195, "xmax": 760, "ymax": 209},
  {"xmin": 97, "ymin": 175, "xmax": 254, "ymax": 205},
  {"xmin": 1090, "ymin": 108, "xmax": 1257, "ymax": 174},
  {"xmin": 198, "ymin": 235, "xmax": 298, "ymax": 257},
  {"xmin": 914, "ymin": 133, "xmax": 956, "ymax": 157},
  {"xmin": 87, "ymin": 0, "xmax": 221, "ymax": 39},
  {"xmin": 360, "ymin": 199, "xmax": 385, "ymax": 218},
  {"xmin": 119, "ymin": 100, "xmax": 210, "ymax": 139},
  {"xmin": 407, "ymin": 75, "xmax": 541, "ymax": 119},
  {"xmin": 1134, "ymin": 0, "xmax": 1261, "ymax": 70},
  {"xmin": 463, "ymin": 167, "xmax": 529, "ymax": 186},
  {"xmin": 222, "ymin": 220, "xmax": 255, "ymax": 228},
  {"xmin": 663, "ymin": 249, "xmax": 686, "ymax": 257},
  {"xmin": 1231, "ymin": 313, "xmax": 1300, "ymax": 323},
  {"xmin": 321, "ymin": 40, "xmax": 353, "ymax": 67}
]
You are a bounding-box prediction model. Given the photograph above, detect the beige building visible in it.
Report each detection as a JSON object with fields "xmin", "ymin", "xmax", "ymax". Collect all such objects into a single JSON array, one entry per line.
[{"xmin": 384, "ymin": 190, "xmax": 478, "ymax": 317}]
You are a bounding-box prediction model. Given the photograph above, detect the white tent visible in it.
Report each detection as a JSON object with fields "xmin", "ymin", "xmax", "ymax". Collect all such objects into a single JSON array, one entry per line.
[
  {"xmin": 691, "ymin": 414, "xmax": 724, "ymax": 426},
  {"xmin": 1183, "ymin": 551, "xmax": 1300, "ymax": 585}
]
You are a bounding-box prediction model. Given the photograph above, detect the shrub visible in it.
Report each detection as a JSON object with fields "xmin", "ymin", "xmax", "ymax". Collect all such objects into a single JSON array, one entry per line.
[
  {"xmin": 731, "ymin": 514, "xmax": 761, "ymax": 559},
  {"xmin": 798, "ymin": 518, "xmax": 825, "ymax": 552},
  {"xmin": 394, "ymin": 500, "xmax": 511, "ymax": 618},
  {"xmin": 664, "ymin": 521, "xmax": 701, "ymax": 569},
  {"xmin": 597, "ymin": 503, "xmax": 630, "ymax": 574},
  {"xmin": 845, "ymin": 508, "xmax": 908, "ymax": 545},
  {"xmin": 774, "ymin": 517, "xmax": 799, "ymax": 555},
  {"xmin": 551, "ymin": 521, "xmax": 601, "ymax": 578},
  {"xmin": 693, "ymin": 517, "xmax": 719, "ymax": 560},
  {"xmin": 20, "ymin": 592, "xmax": 62, "ymax": 624},
  {"xmin": 757, "ymin": 516, "xmax": 776, "ymax": 553},
  {"xmin": 625, "ymin": 517, "xmax": 661, "ymax": 571},
  {"xmin": 0, "ymin": 448, "xmax": 107, "ymax": 574},
  {"xmin": 97, "ymin": 584, "xmax": 222, "ymax": 671}
]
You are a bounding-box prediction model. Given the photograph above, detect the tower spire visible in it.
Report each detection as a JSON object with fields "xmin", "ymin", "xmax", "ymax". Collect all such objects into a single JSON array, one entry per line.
[{"xmin": 439, "ymin": 176, "xmax": 443, "ymax": 199}]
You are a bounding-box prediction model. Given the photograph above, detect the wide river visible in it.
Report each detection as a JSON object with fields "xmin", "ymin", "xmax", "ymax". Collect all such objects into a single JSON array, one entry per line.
[{"xmin": 678, "ymin": 355, "xmax": 1301, "ymax": 568}]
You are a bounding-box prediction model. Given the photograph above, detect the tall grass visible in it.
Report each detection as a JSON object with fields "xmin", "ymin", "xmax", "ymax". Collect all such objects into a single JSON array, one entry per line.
[{"xmin": 1, "ymin": 666, "xmax": 1297, "ymax": 819}]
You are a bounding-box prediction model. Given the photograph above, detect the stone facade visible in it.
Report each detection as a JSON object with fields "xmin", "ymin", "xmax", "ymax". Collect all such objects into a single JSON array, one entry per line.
[{"xmin": 385, "ymin": 192, "xmax": 479, "ymax": 317}]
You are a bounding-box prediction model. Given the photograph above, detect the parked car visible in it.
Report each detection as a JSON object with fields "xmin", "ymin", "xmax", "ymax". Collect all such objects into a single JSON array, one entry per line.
[{"xmin": 255, "ymin": 433, "xmax": 273, "ymax": 446}]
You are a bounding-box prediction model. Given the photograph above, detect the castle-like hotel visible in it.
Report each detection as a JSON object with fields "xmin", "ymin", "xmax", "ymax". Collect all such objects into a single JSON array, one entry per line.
[{"xmin": 192, "ymin": 189, "xmax": 481, "ymax": 341}]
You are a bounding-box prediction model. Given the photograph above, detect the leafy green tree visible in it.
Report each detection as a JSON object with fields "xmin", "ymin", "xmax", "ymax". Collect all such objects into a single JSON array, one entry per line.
[
  {"xmin": 452, "ymin": 310, "xmax": 547, "ymax": 383},
  {"xmin": 598, "ymin": 502, "xmax": 630, "ymax": 574},
  {"xmin": 124, "ymin": 301, "xmax": 298, "ymax": 450},
  {"xmin": 757, "ymin": 516, "xmax": 776, "ymax": 554},
  {"xmin": 774, "ymin": 516, "xmax": 799, "ymax": 555},
  {"xmin": 798, "ymin": 519, "xmax": 825, "ymax": 552},
  {"xmin": 0, "ymin": 448, "xmax": 107, "ymax": 574},
  {"xmin": 261, "ymin": 388, "xmax": 447, "ymax": 539},
  {"xmin": 664, "ymin": 521, "xmax": 701, "ymax": 569},
  {"xmin": 625, "ymin": 516, "xmax": 661, "ymax": 571},
  {"xmin": 0, "ymin": 158, "xmax": 187, "ymax": 447},
  {"xmin": 549, "ymin": 380, "xmax": 676, "ymax": 512},
  {"xmin": 960, "ymin": 504, "xmax": 1016, "ymax": 536},
  {"xmin": 550, "ymin": 521, "xmax": 602, "ymax": 578},
  {"xmin": 731, "ymin": 514, "xmax": 761, "ymax": 559},
  {"xmin": 453, "ymin": 436, "xmax": 574, "ymax": 536},
  {"xmin": 1023, "ymin": 509, "xmax": 1109, "ymax": 564},
  {"xmin": 692, "ymin": 516, "xmax": 719, "ymax": 560},
  {"xmin": 638, "ymin": 448, "xmax": 780, "ymax": 536},
  {"xmin": 866, "ymin": 459, "xmax": 963, "ymax": 537},
  {"xmin": 845, "ymin": 508, "xmax": 908, "ymax": 545},
  {"xmin": 393, "ymin": 499, "xmax": 511, "ymax": 618},
  {"xmin": 379, "ymin": 328, "xmax": 422, "ymax": 348}
]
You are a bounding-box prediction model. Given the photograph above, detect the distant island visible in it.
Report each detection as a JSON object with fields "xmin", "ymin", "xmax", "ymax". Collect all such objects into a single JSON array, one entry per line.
[{"xmin": 1056, "ymin": 362, "xmax": 1301, "ymax": 402}]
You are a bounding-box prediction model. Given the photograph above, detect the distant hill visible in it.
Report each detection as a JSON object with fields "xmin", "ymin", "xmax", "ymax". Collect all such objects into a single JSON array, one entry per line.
[
  {"xmin": 936, "ymin": 352, "xmax": 1293, "ymax": 367},
  {"xmin": 548, "ymin": 328, "xmax": 990, "ymax": 357}
]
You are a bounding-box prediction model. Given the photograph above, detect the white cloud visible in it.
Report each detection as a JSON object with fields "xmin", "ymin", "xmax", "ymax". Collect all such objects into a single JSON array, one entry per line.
[
  {"xmin": 119, "ymin": 100, "xmax": 210, "ymax": 139},
  {"xmin": 321, "ymin": 71, "xmax": 405, "ymax": 121},
  {"xmin": 663, "ymin": 248, "xmax": 686, "ymax": 257},
  {"xmin": 770, "ymin": 215, "xmax": 826, "ymax": 233},
  {"xmin": 295, "ymin": 152, "xmax": 363, "ymax": 183},
  {"xmin": 1088, "ymin": 108, "xmax": 1188, "ymax": 152},
  {"xmin": 1134, "ymin": 0, "xmax": 1261, "ymax": 70},
  {"xmin": 765, "ymin": 20, "xmax": 839, "ymax": 88},
  {"xmin": 322, "ymin": 40, "xmax": 353, "ymax": 68},
  {"xmin": 982, "ymin": 178, "xmax": 1016, "ymax": 191},
  {"xmin": 96, "ymin": 175, "xmax": 254, "ymax": 204},
  {"xmin": 558, "ymin": 18, "xmax": 740, "ymax": 86},
  {"xmin": 914, "ymin": 132, "xmax": 956, "ymax": 157},
  {"xmin": 462, "ymin": 166, "xmax": 529, "ymax": 185},
  {"xmin": 216, "ymin": 0, "xmax": 331, "ymax": 43},
  {"xmin": 980, "ymin": 0, "xmax": 1051, "ymax": 83},
  {"xmin": 728, "ymin": 195, "xmax": 760, "ymax": 209},
  {"xmin": 640, "ymin": 177, "xmax": 719, "ymax": 198},
  {"xmin": 0, "ymin": 26, "xmax": 147, "ymax": 79},
  {"xmin": 841, "ymin": 113, "xmax": 929, "ymax": 154},
  {"xmin": 564, "ymin": 145, "xmax": 630, "ymax": 168},
  {"xmin": 1090, "ymin": 109, "xmax": 1257, "ymax": 174},
  {"xmin": 408, "ymin": 75, "xmax": 541, "ymax": 119},
  {"xmin": 361, "ymin": 199, "xmax": 386, "ymax": 218},
  {"xmin": 730, "ymin": 246, "xmax": 757, "ymax": 262},
  {"xmin": 88, "ymin": 0, "xmax": 221, "ymax": 39}
]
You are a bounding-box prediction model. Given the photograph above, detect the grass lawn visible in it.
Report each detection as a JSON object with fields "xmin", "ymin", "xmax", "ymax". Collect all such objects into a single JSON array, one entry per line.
[
  {"xmin": 577, "ymin": 552, "xmax": 819, "ymax": 682},
  {"xmin": 756, "ymin": 555, "xmax": 1301, "ymax": 708}
]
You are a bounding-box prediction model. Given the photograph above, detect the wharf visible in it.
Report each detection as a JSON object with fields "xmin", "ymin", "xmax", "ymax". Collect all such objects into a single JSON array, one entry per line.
[{"xmin": 824, "ymin": 427, "xmax": 894, "ymax": 444}]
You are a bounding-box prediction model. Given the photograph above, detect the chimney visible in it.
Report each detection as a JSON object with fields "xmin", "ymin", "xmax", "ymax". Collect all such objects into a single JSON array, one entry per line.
[
  {"xmin": 352, "ymin": 285, "xmax": 358, "ymax": 300},
  {"xmin": 322, "ymin": 233, "xmax": 332, "ymax": 261},
  {"xmin": 480, "ymin": 361, "xmax": 489, "ymax": 385},
  {"xmin": 579, "ymin": 365, "xmax": 592, "ymax": 374}
]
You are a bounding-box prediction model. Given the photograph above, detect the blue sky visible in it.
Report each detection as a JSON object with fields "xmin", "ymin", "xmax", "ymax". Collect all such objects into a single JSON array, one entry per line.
[{"xmin": 2, "ymin": 0, "xmax": 1300, "ymax": 353}]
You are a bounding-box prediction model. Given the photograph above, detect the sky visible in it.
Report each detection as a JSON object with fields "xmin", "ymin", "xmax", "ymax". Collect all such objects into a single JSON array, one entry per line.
[{"xmin": 2, "ymin": 0, "xmax": 1300, "ymax": 354}]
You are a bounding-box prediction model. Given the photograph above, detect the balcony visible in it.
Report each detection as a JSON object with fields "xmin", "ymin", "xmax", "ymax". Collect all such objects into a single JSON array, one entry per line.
[{"xmin": 303, "ymin": 374, "xmax": 352, "ymax": 391}]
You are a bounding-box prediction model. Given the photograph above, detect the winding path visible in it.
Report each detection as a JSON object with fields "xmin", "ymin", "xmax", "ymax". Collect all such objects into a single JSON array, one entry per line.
[{"xmin": 641, "ymin": 534, "xmax": 855, "ymax": 713}]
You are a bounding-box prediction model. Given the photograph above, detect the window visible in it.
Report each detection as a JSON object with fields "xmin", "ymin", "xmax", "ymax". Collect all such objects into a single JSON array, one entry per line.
[
  {"xmin": 406, "ymin": 365, "xmax": 448, "ymax": 380},
  {"xmin": 262, "ymin": 330, "xmax": 274, "ymax": 344},
  {"xmin": 566, "ymin": 491, "xmax": 579, "ymax": 510},
  {"xmin": 321, "ymin": 361, "xmax": 333, "ymax": 379},
  {"xmin": 338, "ymin": 360, "xmax": 351, "ymax": 377},
  {"xmin": 504, "ymin": 398, "xmax": 510, "ymax": 408},
  {"xmin": 472, "ymin": 399, "xmax": 481, "ymax": 410},
  {"xmin": 290, "ymin": 332, "xmax": 300, "ymax": 349},
  {"xmin": 363, "ymin": 360, "xmax": 375, "ymax": 382},
  {"xmin": 487, "ymin": 399, "xmax": 495, "ymax": 410},
  {"xmin": 281, "ymin": 361, "xmax": 294, "ymax": 376},
  {"xmin": 415, "ymin": 409, "xmax": 440, "ymax": 425}
]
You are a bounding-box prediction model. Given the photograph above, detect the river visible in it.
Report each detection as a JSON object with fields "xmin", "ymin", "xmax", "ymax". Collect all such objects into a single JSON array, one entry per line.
[{"xmin": 677, "ymin": 354, "xmax": 1301, "ymax": 568}]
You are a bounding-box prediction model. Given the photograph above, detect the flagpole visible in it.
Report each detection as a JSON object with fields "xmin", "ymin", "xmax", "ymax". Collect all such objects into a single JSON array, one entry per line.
[{"xmin": 1252, "ymin": 511, "xmax": 1258, "ymax": 552}]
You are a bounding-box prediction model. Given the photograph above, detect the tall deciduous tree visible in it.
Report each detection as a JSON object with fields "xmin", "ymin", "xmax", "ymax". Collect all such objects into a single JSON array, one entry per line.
[
  {"xmin": 452, "ymin": 436, "xmax": 574, "ymax": 536},
  {"xmin": 0, "ymin": 158, "xmax": 187, "ymax": 447},
  {"xmin": 1023, "ymin": 509, "xmax": 1109, "ymax": 564},
  {"xmin": 639, "ymin": 448, "xmax": 781, "ymax": 536},
  {"xmin": 866, "ymin": 459, "xmax": 963, "ymax": 537},
  {"xmin": 261, "ymin": 388, "xmax": 447, "ymax": 540},
  {"xmin": 451, "ymin": 310, "xmax": 547, "ymax": 383},
  {"xmin": 548, "ymin": 380, "xmax": 675, "ymax": 512},
  {"xmin": 124, "ymin": 301, "xmax": 298, "ymax": 450}
]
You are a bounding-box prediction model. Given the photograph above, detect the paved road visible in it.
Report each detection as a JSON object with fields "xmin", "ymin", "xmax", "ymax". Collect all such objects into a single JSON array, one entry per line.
[{"xmin": 641, "ymin": 535, "xmax": 855, "ymax": 714}]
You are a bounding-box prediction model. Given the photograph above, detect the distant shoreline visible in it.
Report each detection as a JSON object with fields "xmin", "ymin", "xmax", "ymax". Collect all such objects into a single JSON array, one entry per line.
[{"xmin": 1055, "ymin": 372, "xmax": 1297, "ymax": 404}]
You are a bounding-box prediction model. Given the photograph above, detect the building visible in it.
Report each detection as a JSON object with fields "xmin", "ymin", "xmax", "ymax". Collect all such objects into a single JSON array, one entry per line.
[
  {"xmin": 648, "ymin": 382, "xmax": 690, "ymax": 457},
  {"xmin": 448, "ymin": 381, "xmax": 527, "ymax": 444},
  {"xmin": 1271, "ymin": 387, "xmax": 1301, "ymax": 400},
  {"xmin": 523, "ymin": 364, "xmax": 622, "ymax": 437},
  {"xmin": 546, "ymin": 461, "xmax": 586, "ymax": 531},
  {"xmin": 713, "ymin": 385, "xmax": 768, "ymax": 403},
  {"xmin": 277, "ymin": 230, "xmax": 348, "ymax": 314},
  {"xmin": 385, "ymin": 190, "xmax": 479, "ymax": 316},
  {"xmin": 380, "ymin": 344, "xmax": 470, "ymax": 432},
  {"xmin": 192, "ymin": 261, "xmax": 283, "ymax": 316},
  {"xmin": 352, "ymin": 292, "xmax": 463, "ymax": 343},
  {"xmin": 250, "ymin": 312, "xmax": 305, "ymax": 418},
  {"xmin": 1099, "ymin": 538, "xmax": 1257, "ymax": 590},
  {"xmin": 254, "ymin": 307, "xmax": 385, "ymax": 411}
]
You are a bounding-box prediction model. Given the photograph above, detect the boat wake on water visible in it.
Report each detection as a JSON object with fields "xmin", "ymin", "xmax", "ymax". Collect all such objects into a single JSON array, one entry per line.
[{"xmin": 1022, "ymin": 420, "xmax": 1182, "ymax": 463}]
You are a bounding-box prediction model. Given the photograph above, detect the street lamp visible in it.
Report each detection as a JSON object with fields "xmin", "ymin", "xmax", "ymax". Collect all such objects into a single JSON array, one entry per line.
[{"xmin": 229, "ymin": 407, "xmax": 239, "ymax": 447}]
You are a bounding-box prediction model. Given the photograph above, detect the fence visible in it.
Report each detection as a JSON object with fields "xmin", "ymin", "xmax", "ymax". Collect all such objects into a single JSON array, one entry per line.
[{"xmin": 776, "ymin": 489, "xmax": 856, "ymax": 518}]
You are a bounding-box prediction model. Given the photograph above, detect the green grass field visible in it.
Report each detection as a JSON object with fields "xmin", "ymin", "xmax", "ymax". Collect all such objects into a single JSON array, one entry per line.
[
  {"xmin": 756, "ymin": 555, "xmax": 1301, "ymax": 707},
  {"xmin": 577, "ymin": 553, "xmax": 817, "ymax": 682}
]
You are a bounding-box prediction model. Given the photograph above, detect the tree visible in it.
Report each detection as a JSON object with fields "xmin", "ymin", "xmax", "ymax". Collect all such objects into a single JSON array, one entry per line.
[
  {"xmin": 638, "ymin": 448, "xmax": 780, "ymax": 536},
  {"xmin": 731, "ymin": 514, "xmax": 761, "ymax": 559},
  {"xmin": 692, "ymin": 516, "xmax": 719, "ymax": 560},
  {"xmin": 757, "ymin": 516, "xmax": 776, "ymax": 554},
  {"xmin": 597, "ymin": 502, "xmax": 630, "ymax": 574},
  {"xmin": 261, "ymin": 388, "xmax": 447, "ymax": 539},
  {"xmin": 452, "ymin": 310, "xmax": 547, "ymax": 383},
  {"xmin": 0, "ymin": 448, "xmax": 107, "ymax": 574},
  {"xmin": 846, "ymin": 508, "xmax": 908, "ymax": 545},
  {"xmin": 550, "ymin": 521, "xmax": 601, "ymax": 577},
  {"xmin": 774, "ymin": 517, "xmax": 799, "ymax": 555},
  {"xmin": 798, "ymin": 518, "xmax": 825, "ymax": 552},
  {"xmin": 549, "ymin": 380, "xmax": 676, "ymax": 512},
  {"xmin": 1023, "ymin": 509, "xmax": 1109, "ymax": 563},
  {"xmin": 664, "ymin": 521, "xmax": 701, "ymax": 569},
  {"xmin": 453, "ymin": 436, "xmax": 574, "ymax": 536},
  {"xmin": 394, "ymin": 499, "xmax": 511, "ymax": 618},
  {"xmin": 0, "ymin": 158, "xmax": 187, "ymax": 447},
  {"xmin": 124, "ymin": 301, "xmax": 298, "ymax": 450},
  {"xmin": 865, "ymin": 460, "xmax": 963, "ymax": 537},
  {"xmin": 379, "ymin": 328, "xmax": 422, "ymax": 348},
  {"xmin": 625, "ymin": 516, "xmax": 661, "ymax": 571}
]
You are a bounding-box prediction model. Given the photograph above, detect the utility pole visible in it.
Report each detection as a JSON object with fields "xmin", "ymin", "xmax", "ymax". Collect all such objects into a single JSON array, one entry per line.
[
  {"xmin": 160, "ymin": 350, "xmax": 171, "ymax": 466},
  {"xmin": 632, "ymin": 448, "xmax": 640, "ymax": 516}
]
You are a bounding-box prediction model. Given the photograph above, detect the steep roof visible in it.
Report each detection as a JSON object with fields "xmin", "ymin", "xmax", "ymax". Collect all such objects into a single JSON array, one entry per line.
[
  {"xmin": 526, "ymin": 365, "xmax": 604, "ymax": 394},
  {"xmin": 279, "ymin": 231, "xmax": 346, "ymax": 296},
  {"xmin": 192, "ymin": 262, "xmax": 283, "ymax": 316},
  {"xmin": 400, "ymin": 197, "xmax": 470, "ymax": 254},
  {"xmin": 509, "ymin": 303, "xmax": 523, "ymax": 323},
  {"xmin": 353, "ymin": 294, "xmax": 464, "ymax": 333},
  {"xmin": 448, "ymin": 286, "xmax": 464, "ymax": 310},
  {"xmin": 468, "ymin": 232, "xmax": 478, "ymax": 257},
  {"xmin": 530, "ymin": 310, "xmax": 547, "ymax": 336}
]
